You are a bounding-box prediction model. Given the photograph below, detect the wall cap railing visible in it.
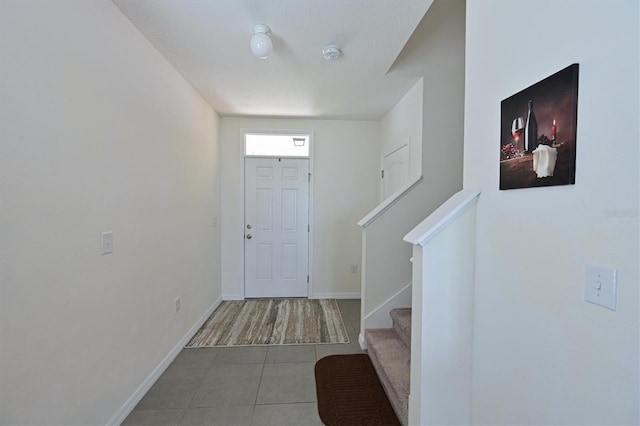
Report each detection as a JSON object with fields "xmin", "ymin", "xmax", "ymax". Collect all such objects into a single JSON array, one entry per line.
[
  {"xmin": 358, "ymin": 176, "xmax": 423, "ymax": 228},
  {"xmin": 403, "ymin": 187, "xmax": 481, "ymax": 246}
]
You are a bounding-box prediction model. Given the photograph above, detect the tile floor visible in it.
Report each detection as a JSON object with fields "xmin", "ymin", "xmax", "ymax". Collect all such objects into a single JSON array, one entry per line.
[{"xmin": 122, "ymin": 299, "xmax": 363, "ymax": 426}]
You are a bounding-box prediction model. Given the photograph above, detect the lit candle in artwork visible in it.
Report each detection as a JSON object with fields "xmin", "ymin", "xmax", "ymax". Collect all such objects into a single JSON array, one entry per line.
[{"xmin": 551, "ymin": 119, "xmax": 558, "ymax": 145}]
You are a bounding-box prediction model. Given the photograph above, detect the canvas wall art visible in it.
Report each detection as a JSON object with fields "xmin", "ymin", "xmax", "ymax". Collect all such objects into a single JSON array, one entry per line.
[{"xmin": 500, "ymin": 63, "xmax": 579, "ymax": 190}]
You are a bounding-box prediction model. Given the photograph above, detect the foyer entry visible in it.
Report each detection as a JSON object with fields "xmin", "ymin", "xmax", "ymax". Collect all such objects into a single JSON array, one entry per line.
[{"xmin": 244, "ymin": 157, "xmax": 310, "ymax": 298}]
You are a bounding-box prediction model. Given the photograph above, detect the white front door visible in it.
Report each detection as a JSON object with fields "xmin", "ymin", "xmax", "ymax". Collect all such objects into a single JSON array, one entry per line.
[
  {"xmin": 382, "ymin": 143, "xmax": 410, "ymax": 200},
  {"xmin": 244, "ymin": 157, "xmax": 309, "ymax": 298}
]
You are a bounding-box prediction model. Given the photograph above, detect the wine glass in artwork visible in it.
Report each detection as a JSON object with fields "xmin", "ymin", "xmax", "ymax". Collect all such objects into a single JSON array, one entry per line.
[{"xmin": 511, "ymin": 117, "xmax": 524, "ymax": 156}]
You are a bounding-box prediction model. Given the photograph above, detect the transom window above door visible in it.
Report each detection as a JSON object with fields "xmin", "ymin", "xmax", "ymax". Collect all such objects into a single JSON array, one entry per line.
[{"xmin": 245, "ymin": 132, "xmax": 310, "ymax": 157}]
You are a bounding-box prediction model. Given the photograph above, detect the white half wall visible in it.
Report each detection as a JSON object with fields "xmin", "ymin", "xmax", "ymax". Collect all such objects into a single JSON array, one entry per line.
[
  {"xmin": 360, "ymin": 0, "xmax": 466, "ymax": 331},
  {"xmin": 219, "ymin": 117, "xmax": 379, "ymax": 299},
  {"xmin": 0, "ymin": 2, "xmax": 221, "ymax": 424},
  {"xmin": 362, "ymin": 282, "xmax": 412, "ymax": 334},
  {"xmin": 464, "ymin": 0, "xmax": 639, "ymax": 424},
  {"xmin": 407, "ymin": 198, "xmax": 477, "ymax": 426}
]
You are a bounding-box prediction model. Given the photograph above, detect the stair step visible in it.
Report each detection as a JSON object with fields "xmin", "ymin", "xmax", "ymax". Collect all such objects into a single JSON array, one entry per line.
[
  {"xmin": 365, "ymin": 328, "xmax": 410, "ymax": 426},
  {"xmin": 390, "ymin": 308, "xmax": 411, "ymax": 348}
]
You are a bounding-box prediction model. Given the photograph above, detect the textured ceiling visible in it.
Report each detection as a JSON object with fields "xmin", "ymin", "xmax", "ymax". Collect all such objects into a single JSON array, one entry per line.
[{"xmin": 111, "ymin": 0, "xmax": 433, "ymax": 120}]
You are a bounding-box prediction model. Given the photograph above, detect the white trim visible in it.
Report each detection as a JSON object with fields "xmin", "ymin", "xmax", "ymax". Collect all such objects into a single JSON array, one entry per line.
[
  {"xmin": 358, "ymin": 333, "xmax": 367, "ymax": 350},
  {"xmin": 241, "ymin": 128, "xmax": 315, "ymax": 299},
  {"xmin": 244, "ymin": 155, "xmax": 309, "ymax": 159},
  {"xmin": 384, "ymin": 142, "xmax": 410, "ymax": 158},
  {"xmin": 311, "ymin": 292, "xmax": 361, "ymax": 299},
  {"xmin": 107, "ymin": 297, "xmax": 222, "ymax": 426},
  {"xmin": 380, "ymin": 139, "xmax": 410, "ymax": 203},
  {"xmin": 307, "ymin": 134, "xmax": 315, "ymax": 298},
  {"xmin": 358, "ymin": 176, "xmax": 423, "ymax": 228},
  {"xmin": 222, "ymin": 293, "xmax": 245, "ymax": 301},
  {"xmin": 363, "ymin": 282, "xmax": 412, "ymax": 330},
  {"xmin": 243, "ymin": 130, "xmax": 312, "ymax": 158},
  {"xmin": 244, "ymin": 156, "xmax": 310, "ymax": 298},
  {"xmin": 403, "ymin": 187, "xmax": 481, "ymax": 246}
]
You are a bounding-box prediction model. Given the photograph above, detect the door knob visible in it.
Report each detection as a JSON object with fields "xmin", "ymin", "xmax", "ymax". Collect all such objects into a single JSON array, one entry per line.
[
  {"xmin": 246, "ymin": 224, "xmax": 252, "ymax": 229},
  {"xmin": 246, "ymin": 234, "xmax": 252, "ymax": 239}
]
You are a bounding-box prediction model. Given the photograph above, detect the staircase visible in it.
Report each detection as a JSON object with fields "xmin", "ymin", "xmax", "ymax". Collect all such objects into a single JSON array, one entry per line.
[{"xmin": 365, "ymin": 308, "xmax": 411, "ymax": 426}]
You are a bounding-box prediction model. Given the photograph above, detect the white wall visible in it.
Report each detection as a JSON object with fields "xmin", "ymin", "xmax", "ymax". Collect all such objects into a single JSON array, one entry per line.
[
  {"xmin": 220, "ymin": 117, "xmax": 379, "ymax": 299},
  {"xmin": 0, "ymin": 2, "xmax": 221, "ymax": 424},
  {"xmin": 407, "ymin": 195, "xmax": 478, "ymax": 425},
  {"xmin": 465, "ymin": 1, "xmax": 639, "ymax": 424},
  {"xmin": 379, "ymin": 78, "xmax": 424, "ymax": 192},
  {"xmin": 360, "ymin": 0, "xmax": 465, "ymax": 327}
]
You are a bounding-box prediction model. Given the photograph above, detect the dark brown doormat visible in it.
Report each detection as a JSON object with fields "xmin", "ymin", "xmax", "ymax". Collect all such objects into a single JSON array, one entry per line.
[{"xmin": 314, "ymin": 354, "xmax": 401, "ymax": 426}]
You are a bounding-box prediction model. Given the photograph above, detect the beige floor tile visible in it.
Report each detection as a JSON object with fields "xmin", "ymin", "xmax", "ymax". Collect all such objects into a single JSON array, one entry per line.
[
  {"xmin": 251, "ymin": 403, "xmax": 323, "ymax": 426},
  {"xmin": 126, "ymin": 300, "xmax": 360, "ymax": 419},
  {"xmin": 170, "ymin": 347, "xmax": 219, "ymax": 368},
  {"xmin": 135, "ymin": 382, "xmax": 198, "ymax": 410},
  {"xmin": 315, "ymin": 339, "xmax": 364, "ymax": 360},
  {"xmin": 190, "ymin": 363, "xmax": 263, "ymax": 407},
  {"xmin": 265, "ymin": 345, "xmax": 316, "ymax": 363},
  {"xmin": 121, "ymin": 409, "xmax": 184, "ymax": 425},
  {"xmin": 213, "ymin": 346, "xmax": 268, "ymax": 364},
  {"xmin": 180, "ymin": 406, "xmax": 254, "ymax": 426},
  {"xmin": 256, "ymin": 362, "xmax": 317, "ymax": 404}
]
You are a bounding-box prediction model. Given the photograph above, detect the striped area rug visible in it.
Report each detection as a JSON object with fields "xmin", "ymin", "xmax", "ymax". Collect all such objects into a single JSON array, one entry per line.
[{"xmin": 186, "ymin": 299, "xmax": 350, "ymax": 347}]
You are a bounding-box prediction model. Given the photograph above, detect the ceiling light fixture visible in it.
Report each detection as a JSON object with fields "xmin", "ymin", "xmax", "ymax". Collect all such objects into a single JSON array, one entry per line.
[
  {"xmin": 250, "ymin": 24, "xmax": 272, "ymax": 59},
  {"xmin": 322, "ymin": 45, "xmax": 342, "ymax": 61}
]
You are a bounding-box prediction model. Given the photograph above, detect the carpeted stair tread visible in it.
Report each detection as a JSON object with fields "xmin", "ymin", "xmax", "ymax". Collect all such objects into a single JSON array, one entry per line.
[
  {"xmin": 365, "ymin": 328, "xmax": 411, "ymax": 426},
  {"xmin": 390, "ymin": 308, "xmax": 411, "ymax": 348}
]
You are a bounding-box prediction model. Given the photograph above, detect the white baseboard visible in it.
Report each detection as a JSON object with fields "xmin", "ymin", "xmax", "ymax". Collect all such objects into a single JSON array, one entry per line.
[
  {"xmin": 222, "ymin": 293, "xmax": 244, "ymax": 300},
  {"xmin": 107, "ymin": 296, "xmax": 222, "ymax": 426},
  {"xmin": 363, "ymin": 283, "xmax": 412, "ymax": 330},
  {"xmin": 311, "ymin": 292, "xmax": 361, "ymax": 299},
  {"xmin": 224, "ymin": 293, "xmax": 361, "ymax": 300},
  {"xmin": 358, "ymin": 333, "xmax": 367, "ymax": 350}
]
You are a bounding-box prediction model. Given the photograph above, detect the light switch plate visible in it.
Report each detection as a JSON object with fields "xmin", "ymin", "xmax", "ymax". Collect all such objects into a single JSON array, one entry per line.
[
  {"xmin": 585, "ymin": 264, "xmax": 617, "ymax": 310},
  {"xmin": 101, "ymin": 231, "xmax": 113, "ymax": 255}
]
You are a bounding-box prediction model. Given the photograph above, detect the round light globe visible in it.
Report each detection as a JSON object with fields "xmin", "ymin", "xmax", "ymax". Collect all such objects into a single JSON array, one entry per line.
[{"xmin": 250, "ymin": 32, "xmax": 272, "ymax": 59}]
